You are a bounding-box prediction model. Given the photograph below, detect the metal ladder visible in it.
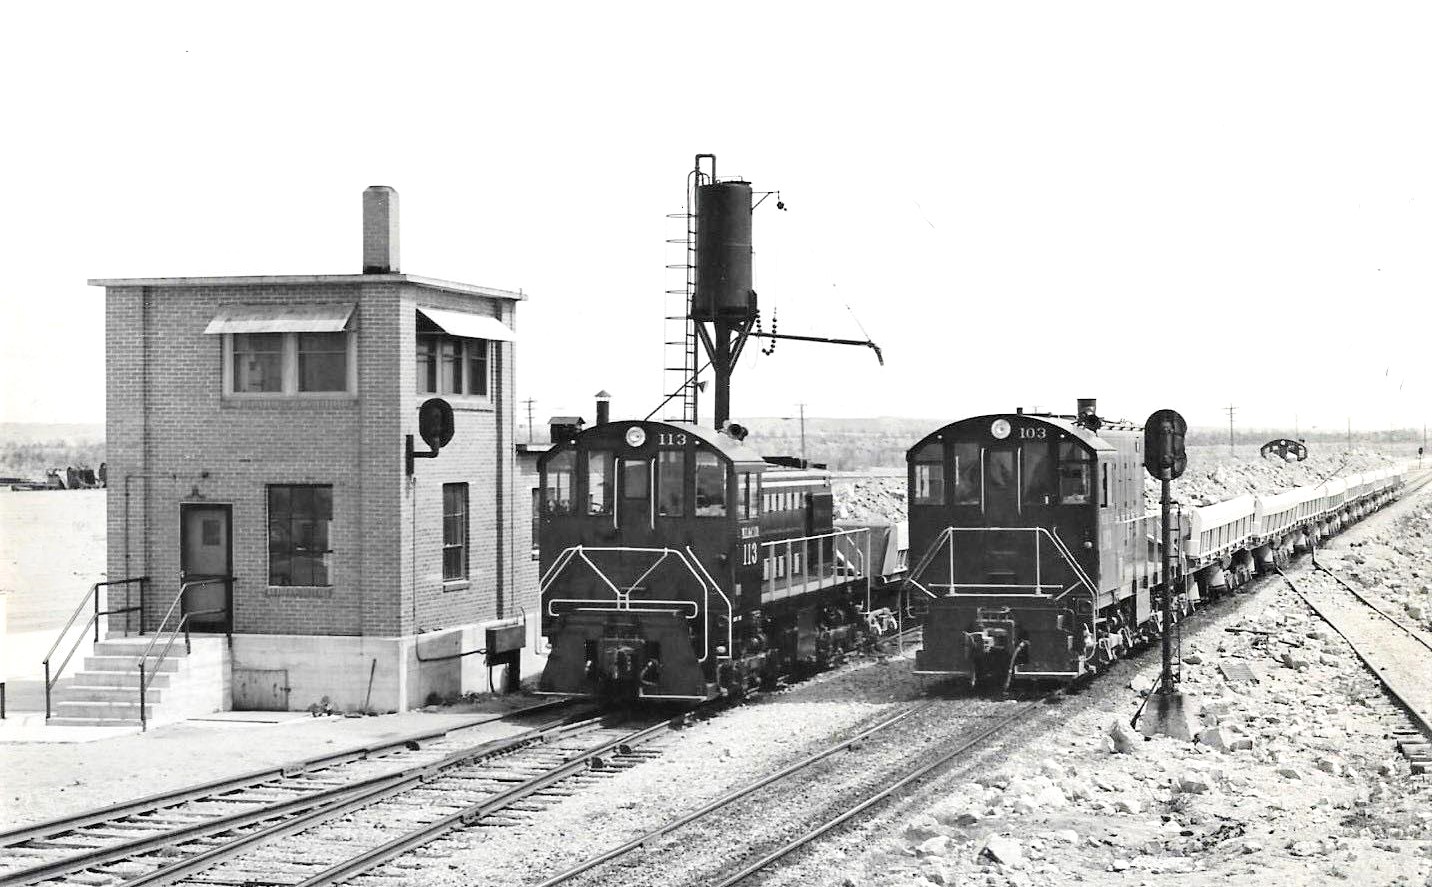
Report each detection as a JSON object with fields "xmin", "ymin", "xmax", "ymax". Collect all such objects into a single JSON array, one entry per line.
[{"xmin": 661, "ymin": 186, "xmax": 700, "ymax": 423}]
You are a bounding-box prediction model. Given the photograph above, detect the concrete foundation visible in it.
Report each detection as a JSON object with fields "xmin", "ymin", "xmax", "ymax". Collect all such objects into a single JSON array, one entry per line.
[
  {"xmin": 1137, "ymin": 691, "xmax": 1200, "ymax": 741},
  {"xmin": 228, "ymin": 617, "xmax": 546, "ymax": 713}
]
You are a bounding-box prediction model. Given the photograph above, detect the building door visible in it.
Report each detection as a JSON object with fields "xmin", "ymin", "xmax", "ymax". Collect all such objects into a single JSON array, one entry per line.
[{"xmin": 180, "ymin": 504, "xmax": 232, "ymax": 633}]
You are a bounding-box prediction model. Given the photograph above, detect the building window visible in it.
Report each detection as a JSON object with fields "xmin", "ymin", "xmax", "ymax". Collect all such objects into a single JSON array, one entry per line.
[
  {"xmin": 530, "ymin": 488, "xmax": 541, "ymax": 561},
  {"xmin": 268, "ymin": 485, "xmax": 333, "ymax": 586},
  {"xmin": 228, "ymin": 333, "xmax": 354, "ymax": 396},
  {"xmin": 442, "ymin": 483, "xmax": 468, "ymax": 582},
  {"xmin": 233, "ymin": 333, "xmax": 284, "ymax": 393},
  {"xmin": 298, "ymin": 332, "xmax": 348, "ymax": 392},
  {"xmin": 417, "ymin": 334, "xmax": 489, "ymax": 397}
]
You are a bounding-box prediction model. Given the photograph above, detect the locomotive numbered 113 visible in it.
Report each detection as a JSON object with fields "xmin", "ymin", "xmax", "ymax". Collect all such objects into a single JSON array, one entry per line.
[{"xmin": 537, "ymin": 418, "xmax": 889, "ymax": 701}]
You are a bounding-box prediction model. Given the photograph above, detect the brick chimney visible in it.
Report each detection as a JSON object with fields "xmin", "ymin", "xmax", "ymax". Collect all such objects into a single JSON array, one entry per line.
[{"xmin": 363, "ymin": 186, "xmax": 399, "ymax": 274}]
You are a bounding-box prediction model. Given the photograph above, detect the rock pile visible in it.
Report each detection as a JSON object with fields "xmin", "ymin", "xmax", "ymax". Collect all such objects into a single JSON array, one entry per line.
[
  {"xmin": 1149, "ymin": 448, "xmax": 1399, "ymax": 508},
  {"xmin": 865, "ymin": 526, "xmax": 1432, "ymax": 885},
  {"xmin": 833, "ymin": 476, "xmax": 907, "ymax": 523}
]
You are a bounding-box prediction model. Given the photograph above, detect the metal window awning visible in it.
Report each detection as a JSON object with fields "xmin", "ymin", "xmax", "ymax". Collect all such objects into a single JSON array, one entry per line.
[
  {"xmin": 417, "ymin": 307, "xmax": 516, "ymax": 341},
  {"xmin": 204, "ymin": 304, "xmax": 355, "ymax": 334}
]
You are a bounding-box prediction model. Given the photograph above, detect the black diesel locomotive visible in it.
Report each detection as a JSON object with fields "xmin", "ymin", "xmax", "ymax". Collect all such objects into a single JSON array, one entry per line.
[
  {"xmin": 907, "ymin": 399, "xmax": 1406, "ymax": 688},
  {"xmin": 906, "ymin": 399, "xmax": 1153, "ymax": 686},
  {"xmin": 537, "ymin": 418, "xmax": 896, "ymax": 700}
]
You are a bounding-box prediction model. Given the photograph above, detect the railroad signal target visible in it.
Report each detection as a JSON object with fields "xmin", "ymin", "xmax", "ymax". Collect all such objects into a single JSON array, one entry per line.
[{"xmin": 1143, "ymin": 409, "xmax": 1187, "ymax": 480}]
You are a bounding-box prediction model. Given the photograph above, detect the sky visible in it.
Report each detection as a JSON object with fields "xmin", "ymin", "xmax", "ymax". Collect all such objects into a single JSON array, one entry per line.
[{"xmin": 2, "ymin": 2, "xmax": 1428, "ymax": 435}]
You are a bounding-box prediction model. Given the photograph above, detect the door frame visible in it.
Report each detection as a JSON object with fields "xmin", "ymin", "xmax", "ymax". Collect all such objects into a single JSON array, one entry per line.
[{"xmin": 179, "ymin": 503, "xmax": 234, "ymax": 633}]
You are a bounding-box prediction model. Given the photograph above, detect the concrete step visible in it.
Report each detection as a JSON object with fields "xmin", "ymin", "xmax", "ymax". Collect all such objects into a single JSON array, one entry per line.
[
  {"xmin": 70, "ymin": 671, "xmax": 173, "ymax": 689},
  {"xmin": 47, "ymin": 716, "xmax": 142, "ymax": 728},
  {"xmin": 92, "ymin": 639, "xmax": 191, "ymax": 658},
  {"xmin": 55, "ymin": 685, "xmax": 168, "ymax": 704},
  {"xmin": 54, "ymin": 700, "xmax": 156, "ymax": 720},
  {"xmin": 83, "ymin": 655, "xmax": 183, "ymax": 673}
]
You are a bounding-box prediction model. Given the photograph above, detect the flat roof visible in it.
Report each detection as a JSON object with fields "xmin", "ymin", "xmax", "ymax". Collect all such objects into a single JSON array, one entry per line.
[{"xmin": 86, "ymin": 273, "xmax": 527, "ymax": 301}]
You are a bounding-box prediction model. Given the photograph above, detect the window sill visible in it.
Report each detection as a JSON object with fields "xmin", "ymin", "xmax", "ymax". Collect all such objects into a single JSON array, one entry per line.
[
  {"xmin": 442, "ymin": 579, "xmax": 471, "ymax": 592},
  {"xmin": 417, "ymin": 394, "xmax": 495, "ymax": 412},
  {"xmin": 224, "ymin": 395, "xmax": 358, "ymax": 409},
  {"xmin": 263, "ymin": 586, "xmax": 335, "ymax": 599}
]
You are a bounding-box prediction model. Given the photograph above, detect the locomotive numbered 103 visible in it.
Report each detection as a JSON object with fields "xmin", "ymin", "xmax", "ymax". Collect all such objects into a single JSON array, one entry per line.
[
  {"xmin": 907, "ymin": 399, "xmax": 1406, "ymax": 688},
  {"xmin": 537, "ymin": 416, "xmax": 895, "ymax": 701}
]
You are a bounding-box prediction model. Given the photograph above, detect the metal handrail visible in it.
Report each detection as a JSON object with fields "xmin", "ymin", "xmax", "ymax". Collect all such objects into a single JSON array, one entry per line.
[
  {"xmin": 539, "ymin": 546, "xmax": 729, "ymax": 664},
  {"xmin": 759, "ymin": 526, "xmax": 871, "ymax": 604},
  {"xmin": 138, "ymin": 576, "xmax": 230, "ymax": 731},
  {"xmin": 43, "ymin": 577, "xmax": 148, "ymax": 719}
]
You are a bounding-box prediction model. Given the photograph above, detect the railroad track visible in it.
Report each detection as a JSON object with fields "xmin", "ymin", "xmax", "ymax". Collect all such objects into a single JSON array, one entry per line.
[
  {"xmin": 0, "ymin": 698, "xmax": 699, "ymax": 887},
  {"xmin": 535, "ymin": 694, "xmax": 1049, "ymax": 887},
  {"xmin": 1275, "ymin": 562, "xmax": 1432, "ymax": 771}
]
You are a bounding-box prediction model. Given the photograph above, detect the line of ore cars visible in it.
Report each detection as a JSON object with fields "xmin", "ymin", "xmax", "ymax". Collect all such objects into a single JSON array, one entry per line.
[{"xmin": 536, "ymin": 401, "xmax": 1406, "ymax": 699}]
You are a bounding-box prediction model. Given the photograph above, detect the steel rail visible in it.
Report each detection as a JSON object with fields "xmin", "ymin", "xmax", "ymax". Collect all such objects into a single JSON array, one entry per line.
[
  {"xmin": 1312, "ymin": 565, "xmax": 1432, "ymax": 658},
  {"xmin": 533, "ymin": 703, "xmax": 932, "ymax": 887},
  {"xmin": 290, "ymin": 709, "xmax": 700, "ymax": 887},
  {"xmin": 710, "ymin": 695, "xmax": 1051, "ymax": 887},
  {"xmin": 97, "ymin": 712, "xmax": 621, "ymax": 887},
  {"xmin": 4, "ymin": 709, "xmax": 610, "ymax": 887},
  {"xmin": 0, "ymin": 696, "xmax": 581, "ymax": 848},
  {"xmin": 1276, "ymin": 566, "xmax": 1432, "ymax": 741}
]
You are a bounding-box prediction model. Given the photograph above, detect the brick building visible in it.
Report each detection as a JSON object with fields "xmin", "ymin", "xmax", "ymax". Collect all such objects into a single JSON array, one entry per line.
[{"xmin": 92, "ymin": 187, "xmax": 534, "ymax": 713}]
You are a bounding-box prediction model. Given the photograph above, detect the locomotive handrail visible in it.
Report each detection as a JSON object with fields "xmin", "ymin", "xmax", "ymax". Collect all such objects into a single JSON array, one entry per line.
[
  {"xmin": 758, "ymin": 527, "xmax": 870, "ymax": 606},
  {"xmin": 685, "ymin": 545, "xmax": 735, "ymax": 660}
]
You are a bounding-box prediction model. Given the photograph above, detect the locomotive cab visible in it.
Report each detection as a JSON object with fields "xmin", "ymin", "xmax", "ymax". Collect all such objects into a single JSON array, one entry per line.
[
  {"xmin": 537, "ymin": 420, "xmax": 766, "ymax": 700},
  {"xmin": 909, "ymin": 407, "xmax": 1150, "ymax": 685}
]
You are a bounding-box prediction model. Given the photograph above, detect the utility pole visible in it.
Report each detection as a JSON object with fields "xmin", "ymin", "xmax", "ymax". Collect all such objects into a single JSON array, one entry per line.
[
  {"xmin": 798, "ymin": 402, "xmax": 807, "ymax": 466},
  {"xmin": 523, "ymin": 398, "xmax": 536, "ymax": 444},
  {"xmin": 1224, "ymin": 404, "xmax": 1236, "ymax": 455},
  {"xmin": 1294, "ymin": 413, "xmax": 1299, "ymax": 439}
]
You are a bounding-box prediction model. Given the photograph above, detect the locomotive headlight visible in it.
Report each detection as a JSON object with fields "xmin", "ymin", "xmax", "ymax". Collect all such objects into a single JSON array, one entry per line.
[
  {"xmin": 991, "ymin": 418, "xmax": 1012, "ymax": 440},
  {"xmin": 625, "ymin": 426, "xmax": 647, "ymax": 448}
]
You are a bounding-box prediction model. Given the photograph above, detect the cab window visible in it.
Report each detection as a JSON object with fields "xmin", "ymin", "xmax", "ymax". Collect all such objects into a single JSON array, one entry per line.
[
  {"xmin": 587, "ymin": 451, "xmax": 613, "ymax": 515},
  {"xmin": 545, "ymin": 450, "xmax": 575, "ymax": 514},
  {"xmin": 740, "ymin": 473, "xmax": 758, "ymax": 519},
  {"xmin": 952, "ymin": 442, "xmax": 980, "ymax": 505},
  {"xmin": 694, "ymin": 451, "xmax": 728, "ymax": 517},
  {"xmin": 1058, "ymin": 443, "xmax": 1092, "ymax": 504},
  {"xmin": 1021, "ymin": 442, "xmax": 1055, "ymax": 506},
  {"xmin": 657, "ymin": 450, "xmax": 685, "ymax": 517},
  {"xmin": 912, "ymin": 441, "xmax": 944, "ymax": 505}
]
